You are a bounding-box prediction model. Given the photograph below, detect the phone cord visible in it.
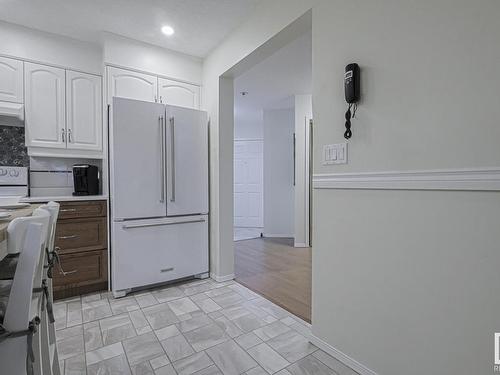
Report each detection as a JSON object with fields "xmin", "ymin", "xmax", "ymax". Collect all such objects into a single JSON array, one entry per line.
[{"xmin": 344, "ymin": 104, "xmax": 352, "ymax": 139}]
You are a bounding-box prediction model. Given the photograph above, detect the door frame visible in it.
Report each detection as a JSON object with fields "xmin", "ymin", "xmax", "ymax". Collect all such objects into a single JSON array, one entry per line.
[{"xmin": 208, "ymin": 10, "xmax": 312, "ymax": 281}]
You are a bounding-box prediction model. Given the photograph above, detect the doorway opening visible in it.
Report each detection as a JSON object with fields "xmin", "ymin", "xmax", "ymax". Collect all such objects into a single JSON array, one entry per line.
[{"xmin": 227, "ymin": 19, "xmax": 312, "ymax": 322}]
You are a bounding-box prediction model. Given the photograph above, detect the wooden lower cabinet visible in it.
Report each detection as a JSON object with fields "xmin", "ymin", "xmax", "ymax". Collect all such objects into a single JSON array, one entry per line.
[
  {"xmin": 53, "ymin": 250, "xmax": 108, "ymax": 299},
  {"xmin": 53, "ymin": 200, "xmax": 108, "ymax": 300},
  {"xmin": 55, "ymin": 217, "xmax": 107, "ymax": 254}
]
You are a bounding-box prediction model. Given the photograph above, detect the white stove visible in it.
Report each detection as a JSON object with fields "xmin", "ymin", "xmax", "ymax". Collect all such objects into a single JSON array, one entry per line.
[{"xmin": 0, "ymin": 166, "xmax": 28, "ymax": 196}]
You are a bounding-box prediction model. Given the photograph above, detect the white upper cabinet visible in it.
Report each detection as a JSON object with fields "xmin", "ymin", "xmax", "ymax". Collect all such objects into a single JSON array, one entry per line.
[
  {"xmin": 107, "ymin": 67, "xmax": 158, "ymax": 104},
  {"xmin": 158, "ymin": 78, "xmax": 200, "ymax": 109},
  {"xmin": 0, "ymin": 56, "xmax": 23, "ymax": 103},
  {"xmin": 66, "ymin": 71, "xmax": 102, "ymax": 151},
  {"xmin": 24, "ymin": 62, "xmax": 66, "ymax": 149}
]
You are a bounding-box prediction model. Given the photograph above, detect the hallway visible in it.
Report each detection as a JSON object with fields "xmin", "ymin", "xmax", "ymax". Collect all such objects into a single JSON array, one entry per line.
[{"xmin": 234, "ymin": 238, "xmax": 311, "ymax": 322}]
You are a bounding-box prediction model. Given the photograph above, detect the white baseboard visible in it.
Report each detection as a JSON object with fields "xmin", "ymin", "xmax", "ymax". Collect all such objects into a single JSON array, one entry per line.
[
  {"xmin": 294, "ymin": 242, "xmax": 309, "ymax": 248},
  {"xmin": 310, "ymin": 334, "xmax": 378, "ymax": 375},
  {"xmin": 210, "ymin": 273, "xmax": 235, "ymax": 282},
  {"xmin": 263, "ymin": 233, "xmax": 294, "ymax": 238}
]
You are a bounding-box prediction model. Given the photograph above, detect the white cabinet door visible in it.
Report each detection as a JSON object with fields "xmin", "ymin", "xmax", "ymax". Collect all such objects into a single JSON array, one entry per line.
[
  {"xmin": 165, "ymin": 105, "xmax": 209, "ymax": 216},
  {"xmin": 66, "ymin": 71, "xmax": 102, "ymax": 151},
  {"xmin": 107, "ymin": 66, "xmax": 158, "ymax": 104},
  {"xmin": 24, "ymin": 63, "xmax": 66, "ymax": 149},
  {"xmin": 112, "ymin": 216, "xmax": 208, "ymax": 292},
  {"xmin": 234, "ymin": 140, "xmax": 264, "ymax": 227},
  {"xmin": 158, "ymin": 78, "xmax": 200, "ymax": 109},
  {"xmin": 0, "ymin": 57, "xmax": 23, "ymax": 103}
]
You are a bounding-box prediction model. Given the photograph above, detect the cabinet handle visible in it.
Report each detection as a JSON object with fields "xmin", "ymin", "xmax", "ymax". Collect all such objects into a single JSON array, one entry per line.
[
  {"xmin": 62, "ymin": 129, "xmax": 66, "ymax": 142},
  {"xmin": 60, "ymin": 208, "xmax": 77, "ymax": 212},
  {"xmin": 68, "ymin": 129, "xmax": 72, "ymax": 143},
  {"xmin": 58, "ymin": 234, "xmax": 78, "ymax": 240},
  {"xmin": 53, "ymin": 247, "xmax": 78, "ymax": 276}
]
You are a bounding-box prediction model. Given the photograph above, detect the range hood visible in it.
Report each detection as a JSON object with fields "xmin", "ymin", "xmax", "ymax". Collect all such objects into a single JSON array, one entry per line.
[{"xmin": 0, "ymin": 101, "xmax": 24, "ymax": 121}]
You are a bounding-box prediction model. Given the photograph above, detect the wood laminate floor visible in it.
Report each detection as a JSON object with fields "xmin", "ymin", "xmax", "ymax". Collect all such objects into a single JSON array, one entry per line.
[{"xmin": 234, "ymin": 237, "xmax": 312, "ymax": 322}]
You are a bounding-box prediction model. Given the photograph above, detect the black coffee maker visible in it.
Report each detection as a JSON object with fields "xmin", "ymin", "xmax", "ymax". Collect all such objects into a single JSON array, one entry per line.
[{"xmin": 73, "ymin": 164, "xmax": 99, "ymax": 196}]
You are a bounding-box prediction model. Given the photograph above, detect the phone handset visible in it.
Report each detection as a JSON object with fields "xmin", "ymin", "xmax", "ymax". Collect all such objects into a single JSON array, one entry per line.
[{"xmin": 344, "ymin": 63, "xmax": 360, "ymax": 139}]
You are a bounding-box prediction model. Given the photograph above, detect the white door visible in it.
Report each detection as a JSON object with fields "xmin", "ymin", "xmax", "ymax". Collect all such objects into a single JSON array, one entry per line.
[
  {"xmin": 24, "ymin": 63, "xmax": 66, "ymax": 149},
  {"xmin": 107, "ymin": 66, "xmax": 158, "ymax": 104},
  {"xmin": 0, "ymin": 56, "xmax": 23, "ymax": 103},
  {"xmin": 158, "ymin": 78, "xmax": 200, "ymax": 109},
  {"xmin": 111, "ymin": 97, "xmax": 167, "ymax": 220},
  {"xmin": 165, "ymin": 105, "xmax": 208, "ymax": 216},
  {"xmin": 66, "ymin": 71, "xmax": 102, "ymax": 151},
  {"xmin": 234, "ymin": 140, "xmax": 263, "ymax": 227},
  {"xmin": 112, "ymin": 215, "xmax": 208, "ymax": 292}
]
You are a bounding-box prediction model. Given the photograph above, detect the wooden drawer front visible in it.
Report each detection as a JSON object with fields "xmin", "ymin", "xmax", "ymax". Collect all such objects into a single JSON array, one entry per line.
[
  {"xmin": 58, "ymin": 200, "xmax": 107, "ymax": 219},
  {"xmin": 53, "ymin": 250, "xmax": 107, "ymax": 287},
  {"xmin": 55, "ymin": 218, "xmax": 107, "ymax": 254}
]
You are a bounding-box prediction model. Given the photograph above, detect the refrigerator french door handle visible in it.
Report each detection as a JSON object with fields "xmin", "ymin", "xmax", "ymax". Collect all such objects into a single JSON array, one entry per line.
[
  {"xmin": 169, "ymin": 116, "xmax": 176, "ymax": 202},
  {"xmin": 122, "ymin": 218, "xmax": 205, "ymax": 229},
  {"xmin": 159, "ymin": 116, "xmax": 165, "ymax": 203},
  {"xmin": 293, "ymin": 132, "xmax": 296, "ymax": 186}
]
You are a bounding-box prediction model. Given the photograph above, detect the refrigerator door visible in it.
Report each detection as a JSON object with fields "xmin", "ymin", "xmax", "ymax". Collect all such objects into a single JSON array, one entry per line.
[
  {"xmin": 111, "ymin": 97, "xmax": 167, "ymax": 220},
  {"xmin": 112, "ymin": 215, "xmax": 209, "ymax": 292},
  {"xmin": 165, "ymin": 105, "xmax": 209, "ymax": 216}
]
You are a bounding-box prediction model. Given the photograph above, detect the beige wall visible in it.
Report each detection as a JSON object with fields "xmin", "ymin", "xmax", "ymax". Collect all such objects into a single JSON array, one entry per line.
[
  {"xmin": 313, "ymin": 0, "xmax": 500, "ymax": 173},
  {"xmin": 0, "ymin": 20, "xmax": 102, "ymax": 74},
  {"xmin": 313, "ymin": 189, "xmax": 500, "ymax": 375},
  {"xmin": 311, "ymin": 1, "xmax": 500, "ymax": 374}
]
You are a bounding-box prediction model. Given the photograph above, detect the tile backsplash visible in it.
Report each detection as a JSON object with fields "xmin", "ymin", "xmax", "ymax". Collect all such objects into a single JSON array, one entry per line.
[
  {"xmin": 0, "ymin": 125, "xmax": 29, "ymax": 167},
  {"xmin": 29, "ymin": 157, "xmax": 102, "ymax": 197}
]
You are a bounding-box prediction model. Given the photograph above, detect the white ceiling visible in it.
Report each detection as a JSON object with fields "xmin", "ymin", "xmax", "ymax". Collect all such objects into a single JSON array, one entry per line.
[
  {"xmin": 234, "ymin": 31, "xmax": 312, "ymax": 113},
  {"xmin": 0, "ymin": 0, "xmax": 261, "ymax": 57}
]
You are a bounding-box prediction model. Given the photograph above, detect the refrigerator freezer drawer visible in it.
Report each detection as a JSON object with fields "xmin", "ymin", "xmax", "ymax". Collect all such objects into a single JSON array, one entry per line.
[{"xmin": 112, "ymin": 215, "xmax": 208, "ymax": 292}]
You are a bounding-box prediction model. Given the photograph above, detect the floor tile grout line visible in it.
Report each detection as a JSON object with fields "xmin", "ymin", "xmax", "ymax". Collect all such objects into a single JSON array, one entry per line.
[{"xmin": 58, "ymin": 279, "xmax": 319, "ymax": 375}]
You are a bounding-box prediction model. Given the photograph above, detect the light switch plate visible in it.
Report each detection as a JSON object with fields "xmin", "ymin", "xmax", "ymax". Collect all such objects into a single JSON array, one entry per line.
[{"xmin": 323, "ymin": 142, "xmax": 347, "ymax": 165}]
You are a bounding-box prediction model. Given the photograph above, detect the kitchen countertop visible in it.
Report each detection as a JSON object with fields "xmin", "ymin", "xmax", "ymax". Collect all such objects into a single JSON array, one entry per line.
[
  {"xmin": 21, "ymin": 195, "xmax": 108, "ymax": 203},
  {"xmin": 0, "ymin": 204, "xmax": 38, "ymax": 261}
]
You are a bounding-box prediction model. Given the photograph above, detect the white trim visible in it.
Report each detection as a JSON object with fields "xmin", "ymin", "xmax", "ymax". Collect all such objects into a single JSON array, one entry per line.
[
  {"xmin": 313, "ymin": 168, "xmax": 500, "ymax": 191},
  {"xmin": 234, "ymin": 138, "xmax": 264, "ymax": 142},
  {"xmin": 263, "ymin": 233, "xmax": 294, "ymax": 238},
  {"xmin": 210, "ymin": 273, "xmax": 235, "ymax": 282},
  {"xmin": 104, "ymin": 63, "xmax": 201, "ymax": 87},
  {"xmin": 0, "ymin": 52, "xmax": 102, "ymax": 77},
  {"xmin": 310, "ymin": 334, "xmax": 378, "ymax": 375},
  {"xmin": 294, "ymin": 242, "xmax": 308, "ymax": 248},
  {"xmin": 28, "ymin": 147, "xmax": 104, "ymax": 159}
]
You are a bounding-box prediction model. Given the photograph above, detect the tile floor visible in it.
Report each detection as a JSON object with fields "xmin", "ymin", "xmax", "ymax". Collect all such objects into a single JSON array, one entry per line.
[{"xmin": 54, "ymin": 279, "xmax": 358, "ymax": 375}]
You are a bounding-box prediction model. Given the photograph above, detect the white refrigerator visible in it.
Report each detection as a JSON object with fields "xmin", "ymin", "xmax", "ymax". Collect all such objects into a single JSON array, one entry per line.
[{"xmin": 110, "ymin": 97, "xmax": 209, "ymax": 297}]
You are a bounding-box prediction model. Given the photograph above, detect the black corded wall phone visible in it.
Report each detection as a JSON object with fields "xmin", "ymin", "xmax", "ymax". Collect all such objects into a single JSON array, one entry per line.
[{"xmin": 344, "ymin": 63, "xmax": 360, "ymax": 139}]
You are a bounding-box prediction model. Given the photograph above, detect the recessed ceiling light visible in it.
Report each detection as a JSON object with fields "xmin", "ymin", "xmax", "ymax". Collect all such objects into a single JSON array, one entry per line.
[{"xmin": 161, "ymin": 25, "xmax": 174, "ymax": 36}]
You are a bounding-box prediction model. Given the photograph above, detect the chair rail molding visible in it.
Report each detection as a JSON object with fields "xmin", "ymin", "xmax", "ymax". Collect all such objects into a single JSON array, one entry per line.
[{"xmin": 313, "ymin": 167, "xmax": 500, "ymax": 191}]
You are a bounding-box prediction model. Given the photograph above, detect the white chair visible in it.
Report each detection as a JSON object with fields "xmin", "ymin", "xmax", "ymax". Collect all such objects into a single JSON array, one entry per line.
[
  {"xmin": 7, "ymin": 208, "xmax": 50, "ymax": 255},
  {"xmin": 0, "ymin": 223, "xmax": 46, "ymax": 375},
  {"xmin": 39, "ymin": 202, "xmax": 60, "ymax": 257},
  {"xmin": 38, "ymin": 202, "xmax": 61, "ymax": 375}
]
